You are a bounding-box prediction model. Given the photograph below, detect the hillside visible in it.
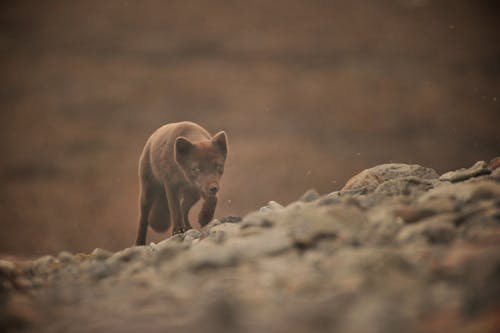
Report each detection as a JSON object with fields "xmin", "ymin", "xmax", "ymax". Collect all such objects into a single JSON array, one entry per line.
[{"xmin": 1, "ymin": 158, "xmax": 500, "ymax": 333}]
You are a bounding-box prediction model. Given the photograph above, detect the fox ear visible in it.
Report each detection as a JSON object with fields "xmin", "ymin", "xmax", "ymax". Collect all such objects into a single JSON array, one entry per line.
[
  {"xmin": 175, "ymin": 137, "xmax": 194, "ymax": 164},
  {"xmin": 212, "ymin": 131, "xmax": 228, "ymax": 158}
]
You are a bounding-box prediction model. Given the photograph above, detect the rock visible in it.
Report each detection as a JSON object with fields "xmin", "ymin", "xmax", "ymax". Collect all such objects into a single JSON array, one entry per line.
[
  {"xmin": 394, "ymin": 205, "xmax": 437, "ymax": 224},
  {"xmin": 439, "ymin": 161, "xmax": 491, "ymax": 182},
  {"xmin": 155, "ymin": 241, "xmax": 188, "ymax": 263},
  {"xmin": 57, "ymin": 251, "xmax": 73, "ymax": 264},
  {"xmin": 360, "ymin": 205, "xmax": 404, "ymax": 245},
  {"xmin": 206, "ymin": 222, "xmax": 241, "ymax": 244},
  {"xmin": 186, "ymin": 242, "xmax": 238, "ymax": 271},
  {"xmin": 287, "ymin": 205, "xmax": 367, "ymax": 247},
  {"xmin": 259, "ymin": 201, "xmax": 285, "ymax": 213},
  {"xmin": 223, "ymin": 227, "xmax": 291, "ymax": 259},
  {"xmin": 460, "ymin": 249, "xmax": 500, "ymax": 316},
  {"xmin": 220, "ymin": 216, "xmax": 243, "ymax": 223},
  {"xmin": 341, "ymin": 163, "xmax": 439, "ymax": 194},
  {"xmin": 396, "ymin": 214, "xmax": 457, "ymax": 244},
  {"xmin": 107, "ymin": 246, "xmax": 151, "ymax": 264},
  {"xmin": 374, "ymin": 177, "xmax": 435, "ymax": 197},
  {"xmin": 318, "ymin": 191, "xmax": 341, "ymax": 206},
  {"xmin": 419, "ymin": 181, "xmax": 500, "ymax": 206},
  {"xmin": 84, "ymin": 261, "xmax": 116, "ymax": 280},
  {"xmin": 0, "ymin": 259, "xmax": 16, "ymax": 278},
  {"xmin": 299, "ymin": 189, "xmax": 320, "ymax": 202},
  {"xmin": 6, "ymin": 160, "xmax": 500, "ymax": 333},
  {"xmin": 183, "ymin": 229, "xmax": 202, "ymax": 245},
  {"xmin": 487, "ymin": 156, "xmax": 500, "ymax": 171},
  {"xmin": 32, "ymin": 255, "xmax": 58, "ymax": 275},
  {"xmin": 240, "ymin": 211, "xmax": 275, "ymax": 229},
  {"xmin": 91, "ymin": 248, "xmax": 113, "ymax": 260}
]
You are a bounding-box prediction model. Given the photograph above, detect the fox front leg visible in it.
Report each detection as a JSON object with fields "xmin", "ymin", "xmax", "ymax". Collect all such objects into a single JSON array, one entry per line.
[
  {"xmin": 181, "ymin": 189, "xmax": 200, "ymax": 231},
  {"xmin": 164, "ymin": 184, "xmax": 186, "ymax": 235},
  {"xmin": 199, "ymin": 196, "xmax": 217, "ymax": 227}
]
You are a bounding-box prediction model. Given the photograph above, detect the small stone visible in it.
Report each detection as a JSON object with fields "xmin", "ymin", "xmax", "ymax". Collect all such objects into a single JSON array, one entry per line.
[
  {"xmin": 187, "ymin": 243, "xmax": 238, "ymax": 271},
  {"xmin": 57, "ymin": 251, "xmax": 73, "ymax": 264},
  {"xmin": 32, "ymin": 255, "xmax": 57, "ymax": 274},
  {"xmin": 183, "ymin": 229, "xmax": 202, "ymax": 245},
  {"xmin": 300, "ymin": 189, "xmax": 320, "ymax": 202},
  {"xmin": 207, "ymin": 222, "xmax": 241, "ymax": 242},
  {"xmin": 419, "ymin": 181, "xmax": 500, "ymax": 206},
  {"xmin": 224, "ymin": 227, "xmax": 291, "ymax": 259},
  {"xmin": 439, "ymin": 161, "xmax": 491, "ymax": 183},
  {"xmin": 288, "ymin": 205, "xmax": 367, "ymax": 247},
  {"xmin": 85, "ymin": 261, "xmax": 115, "ymax": 280},
  {"xmin": 0, "ymin": 259, "xmax": 16, "ymax": 277},
  {"xmin": 318, "ymin": 191, "xmax": 341, "ymax": 206},
  {"xmin": 487, "ymin": 157, "xmax": 500, "ymax": 171},
  {"xmin": 108, "ymin": 246, "xmax": 151, "ymax": 264},
  {"xmin": 220, "ymin": 216, "xmax": 243, "ymax": 223},
  {"xmin": 91, "ymin": 248, "xmax": 113, "ymax": 261},
  {"xmin": 396, "ymin": 214, "xmax": 457, "ymax": 244},
  {"xmin": 259, "ymin": 201, "xmax": 285, "ymax": 213},
  {"xmin": 155, "ymin": 241, "xmax": 188, "ymax": 263},
  {"xmin": 394, "ymin": 206, "xmax": 437, "ymax": 224}
]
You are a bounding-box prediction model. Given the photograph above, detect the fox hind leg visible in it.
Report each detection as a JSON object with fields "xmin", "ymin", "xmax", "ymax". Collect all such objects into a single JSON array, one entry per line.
[{"xmin": 148, "ymin": 189, "xmax": 171, "ymax": 232}]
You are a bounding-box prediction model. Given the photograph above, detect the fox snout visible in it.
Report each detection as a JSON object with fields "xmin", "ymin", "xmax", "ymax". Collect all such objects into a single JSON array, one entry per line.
[{"xmin": 208, "ymin": 183, "xmax": 219, "ymax": 195}]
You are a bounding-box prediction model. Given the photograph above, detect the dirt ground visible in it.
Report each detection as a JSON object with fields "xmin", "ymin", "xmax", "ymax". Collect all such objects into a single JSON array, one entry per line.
[{"xmin": 0, "ymin": 0, "xmax": 499, "ymax": 256}]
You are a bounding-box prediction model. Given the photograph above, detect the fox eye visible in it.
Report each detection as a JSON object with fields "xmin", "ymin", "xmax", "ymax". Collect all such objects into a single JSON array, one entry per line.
[
  {"xmin": 216, "ymin": 165, "xmax": 224, "ymax": 173},
  {"xmin": 191, "ymin": 166, "xmax": 201, "ymax": 174}
]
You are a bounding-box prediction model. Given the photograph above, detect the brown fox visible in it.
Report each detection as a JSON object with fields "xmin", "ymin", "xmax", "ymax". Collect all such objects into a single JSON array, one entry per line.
[{"xmin": 135, "ymin": 121, "xmax": 228, "ymax": 246}]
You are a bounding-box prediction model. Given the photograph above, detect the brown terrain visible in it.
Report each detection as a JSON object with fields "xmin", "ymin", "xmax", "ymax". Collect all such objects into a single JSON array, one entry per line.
[
  {"xmin": 0, "ymin": 0, "xmax": 499, "ymax": 257},
  {"xmin": 1, "ymin": 161, "xmax": 499, "ymax": 332}
]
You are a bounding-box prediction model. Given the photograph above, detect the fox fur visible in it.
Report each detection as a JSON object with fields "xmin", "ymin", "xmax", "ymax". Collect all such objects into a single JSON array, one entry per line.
[{"xmin": 135, "ymin": 121, "xmax": 228, "ymax": 245}]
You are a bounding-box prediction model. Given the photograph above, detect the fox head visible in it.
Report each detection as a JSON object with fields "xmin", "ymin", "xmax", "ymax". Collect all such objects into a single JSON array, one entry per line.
[{"xmin": 174, "ymin": 131, "xmax": 228, "ymax": 197}]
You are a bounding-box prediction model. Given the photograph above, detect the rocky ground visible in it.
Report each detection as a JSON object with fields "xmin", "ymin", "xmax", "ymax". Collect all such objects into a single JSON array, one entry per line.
[{"xmin": 1, "ymin": 159, "xmax": 500, "ymax": 333}]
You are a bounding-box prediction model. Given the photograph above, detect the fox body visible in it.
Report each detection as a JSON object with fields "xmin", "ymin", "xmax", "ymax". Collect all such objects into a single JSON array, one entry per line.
[{"xmin": 135, "ymin": 121, "xmax": 228, "ymax": 245}]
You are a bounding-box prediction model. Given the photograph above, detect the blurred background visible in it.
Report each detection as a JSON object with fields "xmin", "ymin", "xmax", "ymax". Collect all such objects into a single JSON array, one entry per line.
[{"xmin": 0, "ymin": 0, "xmax": 498, "ymax": 256}]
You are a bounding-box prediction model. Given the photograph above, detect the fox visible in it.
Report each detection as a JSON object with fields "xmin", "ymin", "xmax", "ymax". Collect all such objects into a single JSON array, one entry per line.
[{"xmin": 135, "ymin": 121, "xmax": 228, "ymax": 246}]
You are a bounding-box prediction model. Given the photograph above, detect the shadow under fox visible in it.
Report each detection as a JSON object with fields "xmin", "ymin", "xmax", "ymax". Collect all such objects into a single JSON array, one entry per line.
[{"xmin": 135, "ymin": 121, "xmax": 228, "ymax": 245}]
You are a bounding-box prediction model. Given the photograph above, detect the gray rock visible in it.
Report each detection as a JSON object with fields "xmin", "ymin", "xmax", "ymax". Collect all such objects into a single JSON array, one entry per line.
[
  {"xmin": 220, "ymin": 216, "xmax": 243, "ymax": 223},
  {"xmin": 107, "ymin": 246, "xmax": 152, "ymax": 264},
  {"xmin": 287, "ymin": 205, "xmax": 367, "ymax": 247},
  {"xmin": 183, "ymin": 229, "xmax": 202, "ymax": 244},
  {"xmin": 342, "ymin": 163, "xmax": 439, "ymax": 194},
  {"xmin": 186, "ymin": 242, "xmax": 238, "ymax": 271},
  {"xmin": 223, "ymin": 227, "xmax": 291, "ymax": 259},
  {"xmin": 439, "ymin": 160, "xmax": 491, "ymax": 182},
  {"xmin": 0, "ymin": 259, "xmax": 16, "ymax": 277},
  {"xmin": 394, "ymin": 205, "xmax": 437, "ymax": 224},
  {"xmin": 57, "ymin": 251, "xmax": 73, "ymax": 264},
  {"xmin": 318, "ymin": 191, "xmax": 342, "ymax": 206},
  {"xmin": 487, "ymin": 156, "xmax": 500, "ymax": 171},
  {"xmin": 84, "ymin": 261, "xmax": 116, "ymax": 280},
  {"xmin": 206, "ymin": 222, "xmax": 241, "ymax": 244},
  {"xmin": 13, "ymin": 160, "xmax": 500, "ymax": 333},
  {"xmin": 91, "ymin": 248, "xmax": 113, "ymax": 260},
  {"xmin": 299, "ymin": 189, "xmax": 320, "ymax": 202},
  {"xmin": 32, "ymin": 255, "xmax": 58, "ymax": 275},
  {"xmin": 240, "ymin": 211, "xmax": 275, "ymax": 230},
  {"xmin": 396, "ymin": 214, "xmax": 457, "ymax": 244},
  {"xmin": 361, "ymin": 204, "xmax": 405, "ymax": 245},
  {"xmin": 419, "ymin": 181, "xmax": 500, "ymax": 206},
  {"xmin": 155, "ymin": 241, "xmax": 188, "ymax": 263},
  {"xmin": 259, "ymin": 200, "xmax": 285, "ymax": 213},
  {"xmin": 374, "ymin": 177, "xmax": 435, "ymax": 197}
]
